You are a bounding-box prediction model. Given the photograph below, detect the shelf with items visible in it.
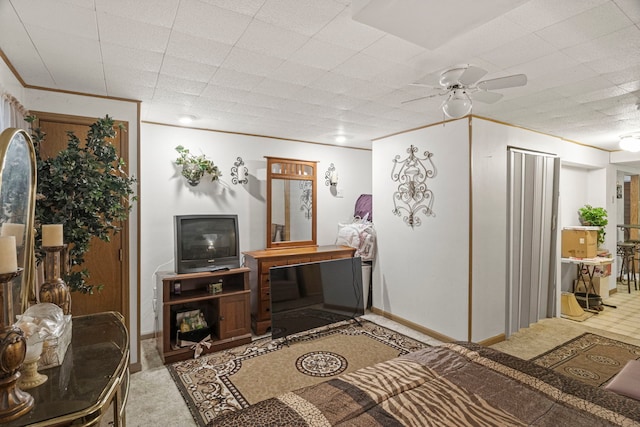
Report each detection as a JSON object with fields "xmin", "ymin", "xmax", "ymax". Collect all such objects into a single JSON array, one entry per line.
[{"xmin": 155, "ymin": 267, "xmax": 251, "ymax": 364}]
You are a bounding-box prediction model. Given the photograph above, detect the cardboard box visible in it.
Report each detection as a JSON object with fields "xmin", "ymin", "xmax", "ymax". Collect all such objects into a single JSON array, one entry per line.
[
  {"xmin": 581, "ymin": 263, "xmax": 612, "ymax": 277},
  {"xmin": 593, "ymin": 276, "xmax": 611, "ymax": 297},
  {"xmin": 575, "ymin": 276, "xmax": 610, "ymax": 297},
  {"xmin": 562, "ymin": 228, "xmax": 597, "ymax": 258},
  {"xmin": 39, "ymin": 316, "xmax": 72, "ymax": 370}
]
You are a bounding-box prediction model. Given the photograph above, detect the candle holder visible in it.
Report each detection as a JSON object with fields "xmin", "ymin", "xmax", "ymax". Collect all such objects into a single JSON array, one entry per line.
[
  {"xmin": 39, "ymin": 246, "xmax": 71, "ymax": 315},
  {"xmin": 18, "ymin": 336, "xmax": 46, "ymax": 390},
  {"xmin": 0, "ymin": 268, "xmax": 34, "ymax": 423}
]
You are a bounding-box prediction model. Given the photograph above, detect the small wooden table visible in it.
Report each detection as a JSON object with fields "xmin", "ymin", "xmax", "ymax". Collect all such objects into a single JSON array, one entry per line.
[{"xmin": 7, "ymin": 311, "xmax": 130, "ymax": 427}]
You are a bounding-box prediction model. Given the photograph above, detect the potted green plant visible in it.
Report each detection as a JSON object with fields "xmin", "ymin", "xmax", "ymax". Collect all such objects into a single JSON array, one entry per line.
[
  {"xmin": 27, "ymin": 115, "xmax": 136, "ymax": 294},
  {"xmin": 578, "ymin": 204, "xmax": 608, "ymax": 247},
  {"xmin": 175, "ymin": 145, "xmax": 221, "ymax": 186}
]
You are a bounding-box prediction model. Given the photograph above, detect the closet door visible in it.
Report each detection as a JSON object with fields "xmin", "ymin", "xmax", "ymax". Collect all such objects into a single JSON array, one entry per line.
[
  {"xmin": 33, "ymin": 112, "xmax": 130, "ymax": 322},
  {"xmin": 507, "ymin": 148, "xmax": 559, "ymax": 337}
]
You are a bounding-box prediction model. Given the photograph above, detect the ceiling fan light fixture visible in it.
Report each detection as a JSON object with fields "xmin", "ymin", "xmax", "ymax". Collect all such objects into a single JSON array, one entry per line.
[
  {"xmin": 442, "ymin": 90, "xmax": 472, "ymax": 118},
  {"xmin": 619, "ymin": 134, "xmax": 640, "ymax": 152}
]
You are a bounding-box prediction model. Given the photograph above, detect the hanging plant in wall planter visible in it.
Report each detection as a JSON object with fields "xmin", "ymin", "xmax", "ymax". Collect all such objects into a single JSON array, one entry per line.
[
  {"xmin": 175, "ymin": 145, "xmax": 221, "ymax": 186},
  {"xmin": 578, "ymin": 204, "xmax": 608, "ymax": 247}
]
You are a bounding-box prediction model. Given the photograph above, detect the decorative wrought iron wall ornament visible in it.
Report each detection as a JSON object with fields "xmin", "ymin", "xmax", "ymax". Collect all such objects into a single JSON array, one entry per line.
[
  {"xmin": 299, "ymin": 181, "xmax": 312, "ymax": 219},
  {"xmin": 391, "ymin": 145, "xmax": 436, "ymax": 228},
  {"xmin": 230, "ymin": 157, "xmax": 248, "ymax": 185},
  {"xmin": 324, "ymin": 163, "xmax": 337, "ymax": 186}
]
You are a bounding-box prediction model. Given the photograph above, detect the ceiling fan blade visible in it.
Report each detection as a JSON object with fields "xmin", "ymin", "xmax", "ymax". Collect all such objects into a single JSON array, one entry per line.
[
  {"xmin": 458, "ymin": 66, "xmax": 488, "ymax": 86},
  {"xmin": 401, "ymin": 92, "xmax": 443, "ymax": 104},
  {"xmin": 477, "ymin": 74, "xmax": 527, "ymax": 91},
  {"xmin": 408, "ymin": 83, "xmax": 436, "ymax": 88},
  {"xmin": 472, "ymin": 91, "xmax": 503, "ymax": 104}
]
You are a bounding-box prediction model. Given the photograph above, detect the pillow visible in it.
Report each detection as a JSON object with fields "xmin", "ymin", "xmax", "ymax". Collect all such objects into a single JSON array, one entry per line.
[
  {"xmin": 604, "ymin": 359, "xmax": 640, "ymax": 400},
  {"xmin": 336, "ymin": 223, "xmax": 361, "ymax": 250},
  {"xmin": 336, "ymin": 222, "xmax": 376, "ymax": 261}
]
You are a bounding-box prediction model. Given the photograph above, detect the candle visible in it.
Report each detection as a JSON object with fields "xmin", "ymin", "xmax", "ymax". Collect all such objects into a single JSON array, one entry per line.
[
  {"xmin": 1, "ymin": 223, "xmax": 25, "ymax": 246},
  {"xmin": 0, "ymin": 236, "xmax": 17, "ymax": 274},
  {"xmin": 42, "ymin": 224, "xmax": 64, "ymax": 247}
]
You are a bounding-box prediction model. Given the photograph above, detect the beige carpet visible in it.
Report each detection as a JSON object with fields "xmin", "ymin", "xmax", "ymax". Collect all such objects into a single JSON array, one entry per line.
[
  {"xmin": 532, "ymin": 333, "xmax": 640, "ymax": 388},
  {"xmin": 167, "ymin": 319, "xmax": 428, "ymax": 426}
]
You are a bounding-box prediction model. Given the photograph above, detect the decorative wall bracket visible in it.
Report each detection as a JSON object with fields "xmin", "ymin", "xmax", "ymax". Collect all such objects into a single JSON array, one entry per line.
[
  {"xmin": 391, "ymin": 145, "xmax": 436, "ymax": 228},
  {"xmin": 299, "ymin": 181, "xmax": 312, "ymax": 220},
  {"xmin": 324, "ymin": 163, "xmax": 336, "ymax": 186},
  {"xmin": 230, "ymin": 157, "xmax": 248, "ymax": 185}
]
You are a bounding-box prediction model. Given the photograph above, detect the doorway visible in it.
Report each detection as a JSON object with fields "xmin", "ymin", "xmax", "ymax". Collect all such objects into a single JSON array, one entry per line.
[
  {"xmin": 33, "ymin": 111, "xmax": 130, "ymax": 323},
  {"xmin": 506, "ymin": 148, "xmax": 560, "ymax": 337}
]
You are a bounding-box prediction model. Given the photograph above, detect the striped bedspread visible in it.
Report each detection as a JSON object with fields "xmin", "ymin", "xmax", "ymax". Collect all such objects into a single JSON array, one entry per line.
[{"xmin": 210, "ymin": 342, "xmax": 640, "ymax": 426}]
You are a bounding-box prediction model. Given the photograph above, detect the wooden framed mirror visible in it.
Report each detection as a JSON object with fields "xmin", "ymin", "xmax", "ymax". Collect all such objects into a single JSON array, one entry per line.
[
  {"xmin": 0, "ymin": 128, "xmax": 37, "ymax": 320},
  {"xmin": 266, "ymin": 156, "xmax": 317, "ymax": 249}
]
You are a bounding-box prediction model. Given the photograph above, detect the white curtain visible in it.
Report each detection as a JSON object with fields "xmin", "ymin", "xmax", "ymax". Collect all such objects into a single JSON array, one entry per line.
[{"xmin": 0, "ymin": 86, "xmax": 28, "ymax": 132}]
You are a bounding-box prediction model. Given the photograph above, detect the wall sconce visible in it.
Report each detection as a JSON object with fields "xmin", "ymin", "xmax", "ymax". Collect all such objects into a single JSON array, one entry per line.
[
  {"xmin": 324, "ymin": 163, "xmax": 338, "ymax": 186},
  {"xmin": 230, "ymin": 157, "xmax": 248, "ymax": 185}
]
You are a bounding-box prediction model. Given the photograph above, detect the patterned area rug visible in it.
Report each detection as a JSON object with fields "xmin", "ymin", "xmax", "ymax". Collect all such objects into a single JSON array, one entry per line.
[
  {"xmin": 532, "ymin": 333, "xmax": 640, "ymax": 388},
  {"xmin": 167, "ymin": 318, "xmax": 428, "ymax": 426}
]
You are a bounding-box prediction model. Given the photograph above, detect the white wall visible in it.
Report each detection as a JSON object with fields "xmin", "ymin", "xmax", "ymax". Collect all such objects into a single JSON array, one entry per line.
[
  {"xmin": 560, "ymin": 166, "xmax": 590, "ymax": 227},
  {"xmin": 367, "ymin": 116, "xmax": 614, "ymax": 343},
  {"xmin": 471, "ymin": 118, "xmax": 611, "ymax": 342},
  {"xmin": 140, "ymin": 123, "xmax": 372, "ymax": 335},
  {"xmin": 24, "ymin": 89, "xmax": 140, "ymax": 364},
  {"xmin": 371, "ymin": 118, "xmax": 470, "ymax": 340},
  {"xmin": 0, "ymin": 59, "xmax": 25, "ymax": 109}
]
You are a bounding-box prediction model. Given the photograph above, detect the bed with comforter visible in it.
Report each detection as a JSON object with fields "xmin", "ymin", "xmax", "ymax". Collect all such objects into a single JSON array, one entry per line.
[{"xmin": 210, "ymin": 342, "xmax": 640, "ymax": 426}]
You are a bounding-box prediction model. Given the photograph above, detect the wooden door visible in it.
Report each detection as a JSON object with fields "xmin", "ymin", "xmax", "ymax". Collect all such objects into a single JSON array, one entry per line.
[{"xmin": 33, "ymin": 112, "xmax": 129, "ymax": 321}]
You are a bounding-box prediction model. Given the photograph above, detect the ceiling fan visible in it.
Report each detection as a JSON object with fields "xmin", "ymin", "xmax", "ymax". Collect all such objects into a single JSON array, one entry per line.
[{"xmin": 403, "ymin": 65, "xmax": 527, "ymax": 119}]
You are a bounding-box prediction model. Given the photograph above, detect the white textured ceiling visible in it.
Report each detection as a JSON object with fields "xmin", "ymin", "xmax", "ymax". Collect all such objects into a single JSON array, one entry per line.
[{"xmin": 1, "ymin": 0, "xmax": 639, "ymax": 152}]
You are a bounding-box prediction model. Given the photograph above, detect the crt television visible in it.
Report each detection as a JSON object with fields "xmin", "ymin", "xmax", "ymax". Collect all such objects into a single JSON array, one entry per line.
[
  {"xmin": 269, "ymin": 257, "xmax": 364, "ymax": 339},
  {"xmin": 174, "ymin": 214, "xmax": 240, "ymax": 274}
]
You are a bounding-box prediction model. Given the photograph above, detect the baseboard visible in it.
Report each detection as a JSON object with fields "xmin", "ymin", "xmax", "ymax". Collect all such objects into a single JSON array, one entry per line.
[
  {"xmin": 369, "ymin": 306, "xmax": 455, "ymax": 343},
  {"xmin": 140, "ymin": 332, "xmax": 155, "ymax": 341},
  {"xmin": 130, "ymin": 361, "xmax": 142, "ymax": 374},
  {"xmin": 477, "ymin": 334, "xmax": 505, "ymax": 346}
]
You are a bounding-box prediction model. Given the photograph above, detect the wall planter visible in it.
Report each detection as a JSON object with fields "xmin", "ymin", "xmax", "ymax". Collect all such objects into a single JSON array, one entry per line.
[{"xmin": 175, "ymin": 145, "xmax": 221, "ymax": 186}]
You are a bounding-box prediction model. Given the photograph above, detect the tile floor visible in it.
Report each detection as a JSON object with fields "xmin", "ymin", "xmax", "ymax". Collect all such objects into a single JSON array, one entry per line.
[
  {"xmin": 125, "ymin": 283, "xmax": 640, "ymax": 426},
  {"xmin": 581, "ymin": 282, "xmax": 640, "ymax": 336},
  {"xmin": 491, "ymin": 281, "xmax": 640, "ymax": 359}
]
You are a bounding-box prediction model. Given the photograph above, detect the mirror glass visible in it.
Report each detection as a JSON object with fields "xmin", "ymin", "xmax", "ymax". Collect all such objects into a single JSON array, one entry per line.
[
  {"xmin": 266, "ymin": 157, "xmax": 316, "ymax": 249},
  {"xmin": 270, "ymin": 179, "xmax": 313, "ymax": 243},
  {"xmin": 0, "ymin": 128, "xmax": 36, "ymax": 321}
]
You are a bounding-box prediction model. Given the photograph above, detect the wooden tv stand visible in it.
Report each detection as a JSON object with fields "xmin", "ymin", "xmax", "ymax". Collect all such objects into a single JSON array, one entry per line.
[
  {"xmin": 155, "ymin": 267, "xmax": 252, "ymax": 364},
  {"xmin": 243, "ymin": 245, "xmax": 356, "ymax": 335}
]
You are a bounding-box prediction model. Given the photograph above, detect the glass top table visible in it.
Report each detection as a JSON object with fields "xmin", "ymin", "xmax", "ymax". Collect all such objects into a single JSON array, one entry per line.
[{"xmin": 7, "ymin": 311, "xmax": 129, "ymax": 427}]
